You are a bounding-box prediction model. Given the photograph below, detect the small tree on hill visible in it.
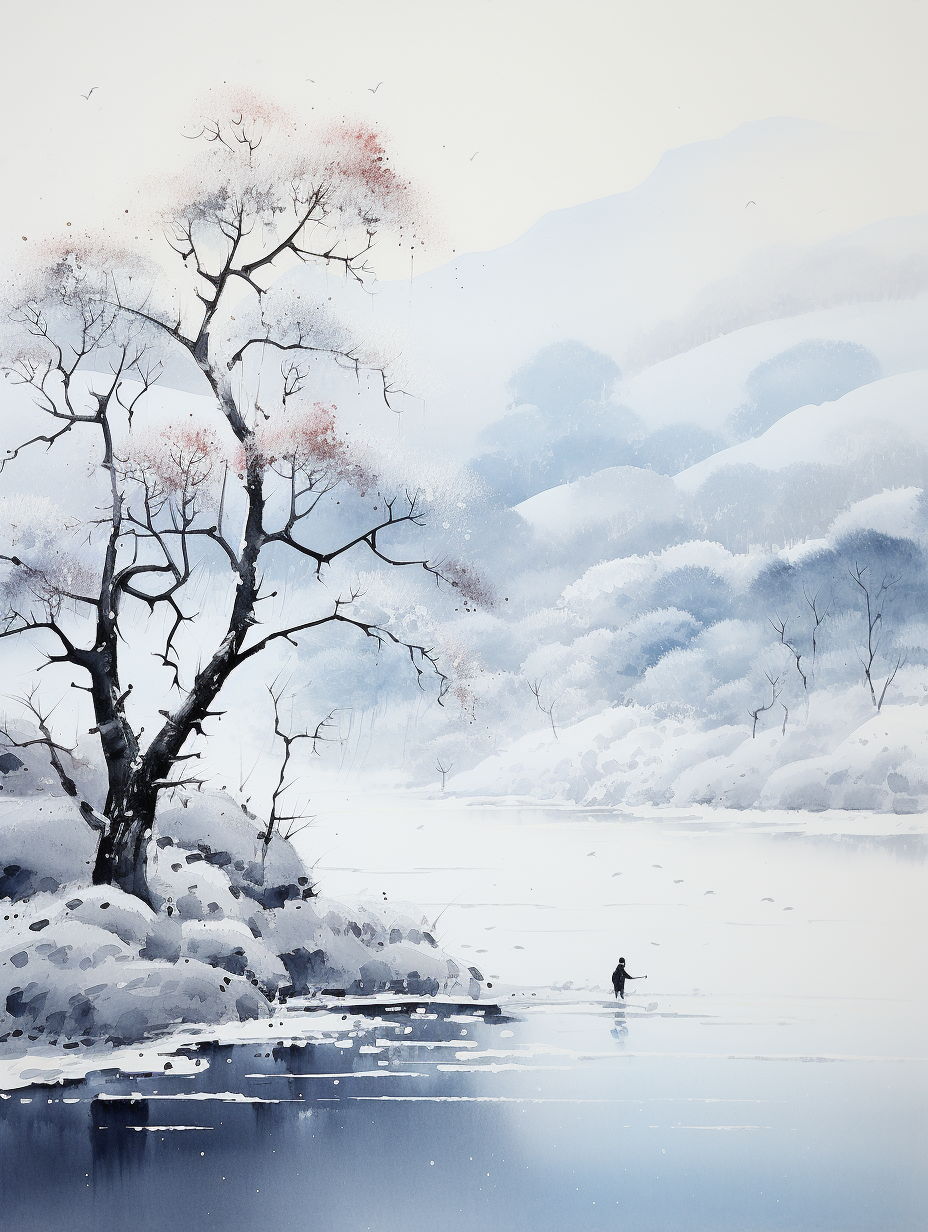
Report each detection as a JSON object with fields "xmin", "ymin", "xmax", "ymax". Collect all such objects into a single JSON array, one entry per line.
[
  {"xmin": 0, "ymin": 96, "xmax": 482, "ymax": 906},
  {"xmin": 848, "ymin": 562, "xmax": 906, "ymax": 711}
]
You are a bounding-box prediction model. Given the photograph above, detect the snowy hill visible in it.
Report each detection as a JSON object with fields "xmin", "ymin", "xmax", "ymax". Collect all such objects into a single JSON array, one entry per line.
[
  {"xmin": 360, "ymin": 120, "xmax": 928, "ymax": 457},
  {"xmin": 503, "ymin": 368, "xmax": 928, "ymax": 555},
  {"xmin": 618, "ymin": 293, "xmax": 928, "ymax": 434},
  {"xmin": 445, "ymin": 480, "xmax": 928, "ymax": 814},
  {"xmin": 514, "ymin": 467, "xmax": 680, "ymax": 540},
  {"xmin": 674, "ymin": 369, "xmax": 928, "ymax": 492},
  {"xmin": 468, "ymin": 286, "xmax": 928, "ymax": 512}
]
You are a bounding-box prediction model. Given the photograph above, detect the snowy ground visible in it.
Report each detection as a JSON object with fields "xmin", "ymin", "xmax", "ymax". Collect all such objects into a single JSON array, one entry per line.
[{"xmin": 302, "ymin": 795, "xmax": 926, "ymax": 1021}]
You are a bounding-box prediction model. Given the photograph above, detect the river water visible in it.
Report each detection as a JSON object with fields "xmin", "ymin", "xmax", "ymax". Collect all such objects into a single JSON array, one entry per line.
[{"xmin": 1, "ymin": 802, "xmax": 926, "ymax": 1230}]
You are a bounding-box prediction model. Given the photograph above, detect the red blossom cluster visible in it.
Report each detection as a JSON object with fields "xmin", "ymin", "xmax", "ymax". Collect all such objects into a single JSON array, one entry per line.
[
  {"xmin": 251, "ymin": 402, "xmax": 372, "ymax": 490},
  {"xmin": 441, "ymin": 559, "xmax": 496, "ymax": 610},
  {"xmin": 122, "ymin": 423, "xmax": 229, "ymax": 500},
  {"xmin": 319, "ymin": 122, "xmax": 415, "ymax": 229}
]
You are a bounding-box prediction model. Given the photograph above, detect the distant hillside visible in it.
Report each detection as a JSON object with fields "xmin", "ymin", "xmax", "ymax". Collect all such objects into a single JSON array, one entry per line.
[
  {"xmin": 623, "ymin": 215, "xmax": 928, "ymax": 373},
  {"xmin": 360, "ymin": 119, "xmax": 928, "ymax": 457},
  {"xmin": 673, "ymin": 370, "xmax": 928, "ymax": 493}
]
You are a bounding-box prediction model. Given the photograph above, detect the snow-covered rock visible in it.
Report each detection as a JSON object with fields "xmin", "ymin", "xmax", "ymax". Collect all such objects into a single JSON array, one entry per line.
[{"xmin": 0, "ymin": 791, "xmax": 474, "ymax": 1049}]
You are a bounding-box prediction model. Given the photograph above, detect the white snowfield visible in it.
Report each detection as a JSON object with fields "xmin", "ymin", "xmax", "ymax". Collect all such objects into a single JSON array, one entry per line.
[
  {"xmin": 515, "ymin": 467, "xmax": 680, "ymax": 540},
  {"xmin": 302, "ymin": 794, "xmax": 927, "ymax": 1067}
]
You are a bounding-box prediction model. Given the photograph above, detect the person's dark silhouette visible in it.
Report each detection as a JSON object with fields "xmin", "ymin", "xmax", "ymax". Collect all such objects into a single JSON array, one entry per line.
[{"xmin": 612, "ymin": 957, "xmax": 645, "ymax": 999}]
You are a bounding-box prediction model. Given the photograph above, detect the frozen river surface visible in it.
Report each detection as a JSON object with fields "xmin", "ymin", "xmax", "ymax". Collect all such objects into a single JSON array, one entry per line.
[{"xmin": 2, "ymin": 801, "xmax": 926, "ymax": 1230}]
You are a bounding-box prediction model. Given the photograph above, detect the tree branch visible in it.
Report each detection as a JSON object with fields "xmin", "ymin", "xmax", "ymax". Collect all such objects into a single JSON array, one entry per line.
[
  {"xmin": 0, "ymin": 691, "xmax": 106, "ymax": 831},
  {"xmin": 235, "ymin": 598, "xmax": 449, "ymax": 701}
]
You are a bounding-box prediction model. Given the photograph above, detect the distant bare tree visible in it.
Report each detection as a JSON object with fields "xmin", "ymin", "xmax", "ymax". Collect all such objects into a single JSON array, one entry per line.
[
  {"xmin": 877, "ymin": 653, "xmax": 907, "ymax": 713},
  {"xmin": 528, "ymin": 678, "xmax": 558, "ymax": 740},
  {"xmin": 848, "ymin": 563, "xmax": 903, "ymax": 709},
  {"xmin": 749, "ymin": 671, "xmax": 781, "ymax": 738},
  {"xmin": 434, "ymin": 759, "xmax": 453, "ymax": 791},
  {"xmin": 802, "ymin": 585, "xmax": 831, "ymax": 672},
  {"xmin": 769, "ymin": 614, "xmax": 807, "ymax": 690}
]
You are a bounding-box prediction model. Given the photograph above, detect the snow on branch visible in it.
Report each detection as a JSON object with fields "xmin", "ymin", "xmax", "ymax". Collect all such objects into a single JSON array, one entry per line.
[{"xmin": 0, "ymin": 495, "xmax": 98, "ymax": 617}]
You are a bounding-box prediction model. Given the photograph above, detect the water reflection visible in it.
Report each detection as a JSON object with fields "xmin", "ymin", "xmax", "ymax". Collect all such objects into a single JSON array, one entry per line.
[
  {"xmin": 610, "ymin": 1009, "xmax": 628, "ymax": 1044},
  {"xmin": 92, "ymin": 1094, "xmax": 150, "ymax": 1181},
  {"xmin": 1, "ymin": 1001, "xmax": 925, "ymax": 1232}
]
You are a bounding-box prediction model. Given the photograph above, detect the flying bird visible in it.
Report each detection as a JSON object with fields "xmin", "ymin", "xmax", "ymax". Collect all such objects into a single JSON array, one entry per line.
[
  {"xmin": 81, "ymin": 86, "xmax": 99, "ymax": 100},
  {"xmin": 368, "ymin": 82, "xmax": 383, "ymax": 94}
]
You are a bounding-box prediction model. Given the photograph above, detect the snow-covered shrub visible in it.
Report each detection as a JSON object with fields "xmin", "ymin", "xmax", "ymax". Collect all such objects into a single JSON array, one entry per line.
[{"xmin": 648, "ymin": 566, "xmax": 734, "ymax": 626}]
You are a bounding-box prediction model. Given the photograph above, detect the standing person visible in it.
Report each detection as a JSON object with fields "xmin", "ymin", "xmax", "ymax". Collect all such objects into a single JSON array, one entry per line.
[{"xmin": 612, "ymin": 957, "xmax": 645, "ymax": 999}]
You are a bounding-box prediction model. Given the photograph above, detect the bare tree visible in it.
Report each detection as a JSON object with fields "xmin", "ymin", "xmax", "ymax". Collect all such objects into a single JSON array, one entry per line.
[
  {"xmin": 434, "ymin": 759, "xmax": 453, "ymax": 791},
  {"xmin": 877, "ymin": 653, "xmax": 907, "ymax": 713},
  {"xmin": 528, "ymin": 678, "xmax": 558, "ymax": 740},
  {"xmin": 0, "ymin": 99, "xmax": 484, "ymax": 906},
  {"xmin": 769, "ymin": 614, "xmax": 807, "ymax": 690},
  {"xmin": 802, "ymin": 585, "xmax": 830, "ymax": 673},
  {"xmin": 263, "ymin": 685, "xmax": 339, "ymax": 856},
  {"xmin": 848, "ymin": 563, "xmax": 901, "ymax": 708},
  {"xmin": 749, "ymin": 672, "xmax": 781, "ymax": 738}
]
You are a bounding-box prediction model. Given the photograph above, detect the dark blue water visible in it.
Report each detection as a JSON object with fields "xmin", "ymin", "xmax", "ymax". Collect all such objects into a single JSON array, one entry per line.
[{"xmin": 1, "ymin": 1001, "xmax": 925, "ymax": 1232}]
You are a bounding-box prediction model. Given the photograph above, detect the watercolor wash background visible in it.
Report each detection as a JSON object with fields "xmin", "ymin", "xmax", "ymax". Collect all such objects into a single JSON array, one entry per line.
[{"xmin": 0, "ymin": 2, "xmax": 926, "ymax": 1230}]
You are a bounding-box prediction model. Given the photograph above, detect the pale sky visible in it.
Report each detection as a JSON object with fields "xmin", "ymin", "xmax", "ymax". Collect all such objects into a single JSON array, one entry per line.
[{"xmin": 1, "ymin": 0, "xmax": 925, "ymax": 277}]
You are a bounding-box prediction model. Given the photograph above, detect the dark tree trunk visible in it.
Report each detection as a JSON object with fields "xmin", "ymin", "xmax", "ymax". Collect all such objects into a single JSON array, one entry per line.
[
  {"xmin": 92, "ymin": 800, "xmax": 156, "ymax": 902},
  {"xmin": 83, "ymin": 642, "xmax": 147, "ymax": 897},
  {"xmin": 91, "ymin": 455, "xmax": 265, "ymax": 906},
  {"xmin": 90, "ymin": 708, "xmax": 155, "ymax": 900}
]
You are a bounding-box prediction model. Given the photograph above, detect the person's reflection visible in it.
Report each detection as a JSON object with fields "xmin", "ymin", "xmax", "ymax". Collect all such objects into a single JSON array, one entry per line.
[{"xmin": 610, "ymin": 1009, "xmax": 628, "ymax": 1047}]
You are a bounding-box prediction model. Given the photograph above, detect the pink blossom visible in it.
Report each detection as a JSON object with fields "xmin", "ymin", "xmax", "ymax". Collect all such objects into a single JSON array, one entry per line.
[{"xmin": 252, "ymin": 403, "xmax": 372, "ymax": 491}]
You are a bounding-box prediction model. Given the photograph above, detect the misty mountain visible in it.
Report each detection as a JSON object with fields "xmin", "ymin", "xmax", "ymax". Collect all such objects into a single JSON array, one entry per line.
[{"xmin": 362, "ymin": 119, "xmax": 928, "ymax": 458}]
